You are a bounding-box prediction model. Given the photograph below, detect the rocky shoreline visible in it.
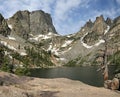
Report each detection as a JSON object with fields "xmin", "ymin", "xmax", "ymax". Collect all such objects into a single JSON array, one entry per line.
[{"xmin": 0, "ymin": 71, "xmax": 120, "ymax": 97}]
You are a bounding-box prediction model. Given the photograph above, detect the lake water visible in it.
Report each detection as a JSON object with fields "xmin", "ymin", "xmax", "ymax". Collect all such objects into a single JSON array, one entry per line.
[{"xmin": 29, "ymin": 65, "xmax": 116, "ymax": 87}]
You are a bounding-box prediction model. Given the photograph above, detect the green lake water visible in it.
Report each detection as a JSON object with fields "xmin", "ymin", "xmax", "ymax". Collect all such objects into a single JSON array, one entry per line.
[{"xmin": 30, "ymin": 65, "xmax": 116, "ymax": 87}]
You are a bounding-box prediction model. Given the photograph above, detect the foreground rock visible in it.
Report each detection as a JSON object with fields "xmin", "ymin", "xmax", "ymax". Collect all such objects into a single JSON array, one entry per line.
[{"xmin": 0, "ymin": 71, "xmax": 120, "ymax": 97}]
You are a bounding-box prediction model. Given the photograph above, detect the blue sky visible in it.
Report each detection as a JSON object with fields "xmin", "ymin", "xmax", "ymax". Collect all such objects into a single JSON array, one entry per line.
[{"xmin": 0, "ymin": 0, "xmax": 120, "ymax": 35}]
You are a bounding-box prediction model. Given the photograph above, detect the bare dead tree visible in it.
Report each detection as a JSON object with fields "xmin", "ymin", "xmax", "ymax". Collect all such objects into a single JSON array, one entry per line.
[
  {"xmin": 102, "ymin": 38, "xmax": 109, "ymax": 81},
  {"xmin": 97, "ymin": 35, "xmax": 109, "ymax": 82}
]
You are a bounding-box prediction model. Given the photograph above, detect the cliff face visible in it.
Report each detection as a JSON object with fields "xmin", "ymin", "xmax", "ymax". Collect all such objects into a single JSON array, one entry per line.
[
  {"xmin": 0, "ymin": 14, "xmax": 11, "ymax": 36},
  {"xmin": 7, "ymin": 10, "xmax": 57, "ymax": 39},
  {"xmin": 30, "ymin": 10, "xmax": 57, "ymax": 35},
  {"xmin": 92, "ymin": 15, "xmax": 107, "ymax": 35}
]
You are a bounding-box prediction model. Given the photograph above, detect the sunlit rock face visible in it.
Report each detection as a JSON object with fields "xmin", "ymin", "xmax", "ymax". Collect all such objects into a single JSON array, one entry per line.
[
  {"xmin": 7, "ymin": 10, "xmax": 57, "ymax": 39},
  {"xmin": 92, "ymin": 15, "xmax": 108, "ymax": 35}
]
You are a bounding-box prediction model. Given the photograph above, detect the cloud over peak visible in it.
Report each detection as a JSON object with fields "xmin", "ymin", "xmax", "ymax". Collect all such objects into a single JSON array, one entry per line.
[{"xmin": 0, "ymin": 0, "xmax": 120, "ymax": 35}]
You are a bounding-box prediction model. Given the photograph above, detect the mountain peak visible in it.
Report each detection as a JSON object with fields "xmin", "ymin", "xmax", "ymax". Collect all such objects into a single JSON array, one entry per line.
[
  {"xmin": 94, "ymin": 15, "xmax": 105, "ymax": 25},
  {"xmin": 31, "ymin": 10, "xmax": 47, "ymax": 14},
  {"xmin": 106, "ymin": 17, "xmax": 112, "ymax": 25},
  {"xmin": 85, "ymin": 19, "xmax": 93, "ymax": 28},
  {"xmin": 92, "ymin": 15, "xmax": 107, "ymax": 34},
  {"xmin": 7, "ymin": 10, "xmax": 57, "ymax": 39}
]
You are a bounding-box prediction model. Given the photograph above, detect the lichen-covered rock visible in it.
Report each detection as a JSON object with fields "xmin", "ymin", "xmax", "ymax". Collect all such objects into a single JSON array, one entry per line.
[{"xmin": 104, "ymin": 78, "xmax": 120, "ymax": 90}]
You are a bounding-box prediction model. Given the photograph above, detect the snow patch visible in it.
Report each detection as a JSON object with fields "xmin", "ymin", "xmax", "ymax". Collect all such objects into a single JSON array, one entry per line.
[
  {"xmin": 61, "ymin": 47, "xmax": 72, "ymax": 54},
  {"xmin": 29, "ymin": 34, "xmax": 41, "ymax": 41},
  {"xmin": 67, "ymin": 35, "xmax": 71, "ymax": 38},
  {"xmin": 94, "ymin": 39, "xmax": 105, "ymax": 46},
  {"xmin": 80, "ymin": 32, "xmax": 93, "ymax": 49},
  {"xmin": 56, "ymin": 57, "xmax": 66, "ymax": 61},
  {"xmin": 0, "ymin": 41, "xmax": 17, "ymax": 51},
  {"xmin": 8, "ymin": 24, "xmax": 12, "ymax": 29},
  {"xmin": 29, "ymin": 34, "xmax": 34, "ymax": 36},
  {"xmin": 67, "ymin": 33, "xmax": 75, "ymax": 38},
  {"xmin": 61, "ymin": 40, "xmax": 73, "ymax": 47},
  {"xmin": 0, "ymin": 40, "xmax": 27, "ymax": 56},
  {"xmin": 20, "ymin": 52, "xmax": 27, "ymax": 56},
  {"xmin": 81, "ymin": 32, "xmax": 105, "ymax": 49},
  {"xmin": 9, "ymin": 55, "xmax": 13, "ymax": 59},
  {"xmin": 47, "ymin": 44, "xmax": 60, "ymax": 55},
  {"xmin": 47, "ymin": 32, "xmax": 53, "ymax": 35},
  {"xmin": 4, "ymin": 51, "xmax": 9, "ymax": 55},
  {"xmin": 104, "ymin": 26, "xmax": 110, "ymax": 35},
  {"xmin": 47, "ymin": 32, "xmax": 59, "ymax": 36},
  {"xmin": 81, "ymin": 42, "xmax": 93, "ymax": 48},
  {"xmin": 47, "ymin": 43, "xmax": 72, "ymax": 55},
  {"xmin": 0, "ymin": 41, "xmax": 7, "ymax": 46},
  {"xmin": 110, "ymin": 33, "xmax": 114, "ymax": 37},
  {"xmin": 7, "ymin": 44, "xmax": 17, "ymax": 51},
  {"xmin": 29, "ymin": 32, "xmax": 60, "ymax": 41},
  {"xmin": 8, "ymin": 36, "xmax": 16, "ymax": 40},
  {"xmin": 82, "ymin": 28, "xmax": 85, "ymax": 31},
  {"xmin": 29, "ymin": 34, "xmax": 52, "ymax": 41},
  {"xmin": 43, "ymin": 35, "xmax": 51, "ymax": 39},
  {"xmin": 47, "ymin": 45, "xmax": 52, "ymax": 51},
  {"xmin": 68, "ymin": 47, "xmax": 72, "ymax": 50},
  {"xmin": 52, "ymin": 47, "xmax": 60, "ymax": 55}
]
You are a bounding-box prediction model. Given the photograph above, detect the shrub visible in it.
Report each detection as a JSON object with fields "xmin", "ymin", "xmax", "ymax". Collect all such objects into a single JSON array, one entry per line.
[{"xmin": 14, "ymin": 67, "xmax": 30, "ymax": 76}]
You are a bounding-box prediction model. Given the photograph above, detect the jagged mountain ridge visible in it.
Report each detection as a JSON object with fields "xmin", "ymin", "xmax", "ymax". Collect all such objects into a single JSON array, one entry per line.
[{"xmin": 0, "ymin": 10, "xmax": 120, "ymax": 68}]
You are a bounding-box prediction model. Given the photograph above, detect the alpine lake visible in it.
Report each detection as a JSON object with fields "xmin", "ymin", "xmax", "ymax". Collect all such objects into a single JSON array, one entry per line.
[{"xmin": 29, "ymin": 65, "xmax": 117, "ymax": 87}]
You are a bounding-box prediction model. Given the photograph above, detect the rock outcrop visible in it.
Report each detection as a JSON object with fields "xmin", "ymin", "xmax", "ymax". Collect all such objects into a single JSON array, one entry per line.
[
  {"xmin": 7, "ymin": 10, "xmax": 57, "ymax": 39},
  {"xmin": 106, "ymin": 17, "xmax": 112, "ymax": 26},
  {"xmin": 0, "ymin": 14, "xmax": 10, "ymax": 36},
  {"xmin": 80, "ymin": 15, "xmax": 108, "ymax": 46},
  {"xmin": 30, "ymin": 10, "xmax": 57, "ymax": 35},
  {"xmin": 82, "ymin": 19, "xmax": 93, "ymax": 32},
  {"xmin": 92, "ymin": 15, "xmax": 107, "ymax": 35}
]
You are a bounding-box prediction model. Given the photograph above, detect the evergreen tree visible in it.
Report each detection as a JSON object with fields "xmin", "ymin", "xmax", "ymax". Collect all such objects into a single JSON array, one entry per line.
[{"xmin": 0, "ymin": 46, "xmax": 4, "ymax": 66}]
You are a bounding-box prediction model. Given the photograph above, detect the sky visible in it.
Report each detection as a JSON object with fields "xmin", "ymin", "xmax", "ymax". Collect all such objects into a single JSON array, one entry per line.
[{"xmin": 0, "ymin": 0, "xmax": 120, "ymax": 35}]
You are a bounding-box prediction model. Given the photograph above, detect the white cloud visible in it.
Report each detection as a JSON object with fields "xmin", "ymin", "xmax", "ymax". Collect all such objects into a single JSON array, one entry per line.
[
  {"xmin": 90, "ymin": 8, "xmax": 119, "ymax": 21},
  {"xmin": 116, "ymin": 0, "xmax": 120, "ymax": 5},
  {"xmin": 0, "ymin": 0, "xmax": 55, "ymax": 18},
  {"xmin": 54, "ymin": 0, "xmax": 82, "ymax": 21},
  {"xmin": 0, "ymin": 0, "xmax": 119, "ymax": 35},
  {"xmin": 0, "ymin": 0, "xmax": 89, "ymax": 35},
  {"xmin": 53, "ymin": 0, "xmax": 90, "ymax": 34}
]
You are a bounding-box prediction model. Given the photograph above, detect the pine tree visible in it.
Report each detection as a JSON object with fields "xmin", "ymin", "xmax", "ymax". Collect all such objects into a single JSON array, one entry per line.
[{"xmin": 0, "ymin": 46, "xmax": 4, "ymax": 66}]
